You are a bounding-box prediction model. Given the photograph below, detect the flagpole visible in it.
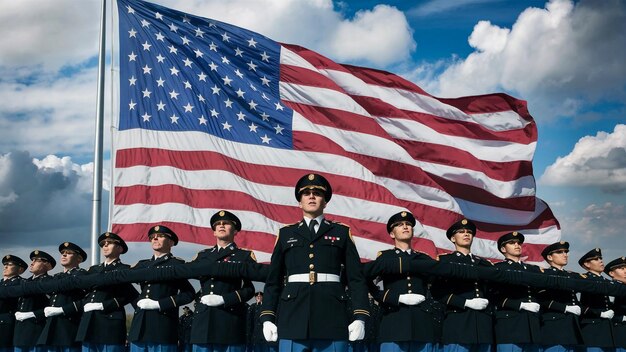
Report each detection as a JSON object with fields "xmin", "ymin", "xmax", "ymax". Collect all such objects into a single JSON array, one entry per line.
[{"xmin": 91, "ymin": 0, "xmax": 107, "ymax": 266}]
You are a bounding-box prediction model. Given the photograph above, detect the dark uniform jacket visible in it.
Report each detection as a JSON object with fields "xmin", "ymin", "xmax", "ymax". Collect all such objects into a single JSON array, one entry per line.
[
  {"xmin": 37, "ymin": 267, "xmax": 88, "ymax": 347},
  {"xmin": 492, "ymin": 259, "xmax": 542, "ymax": 344},
  {"xmin": 370, "ymin": 249, "xmax": 440, "ymax": 343},
  {"xmin": 0, "ymin": 276, "xmax": 23, "ymax": 348},
  {"xmin": 128, "ymin": 253, "xmax": 195, "ymax": 344},
  {"xmin": 189, "ymin": 244, "xmax": 255, "ymax": 345},
  {"xmin": 611, "ymin": 280, "xmax": 626, "ymax": 348},
  {"xmin": 179, "ymin": 312, "xmax": 193, "ymax": 344},
  {"xmin": 260, "ymin": 219, "xmax": 369, "ymax": 340},
  {"xmin": 537, "ymin": 266, "xmax": 583, "ymax": 346},
  {"xmin": 13, "ymin": 274, "xmax": 51, "ymax": 347},
  {"xmin": 434, "ymin": 251, "xmax": 493, "ymax": 345},
  {"xmin": 579, "ymin": 272, "xmax": 615, "ymax": 348},
  {"xmin": 75, "ymin": 260, "xmax": 139, "ymax": 344},
  {"xmin": 247, "ymin": 302, "xmax": 266, "ymax": 345}
]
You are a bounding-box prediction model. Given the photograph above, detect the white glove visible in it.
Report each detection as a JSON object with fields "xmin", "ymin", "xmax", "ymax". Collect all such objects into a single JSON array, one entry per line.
[
  {"xmin": 83, "ymin": 302, "xmax": 104, "ymax": 312},
  {"xmin": 348, "ymin": 320, "xmax": 365, "ymax": 341},
  {"xmin": 398, "ymin": 293, "xmax": 426, "ymax": 306},
  {"xmin": 600, "ymin": 309, "xmax": 614, "ymax": 319},
  {"xmin": 263, "ymin": 321, "xmax": 278, "ymax": 342},
  {"xmin": 464, "ymin": 298, "xmax": 489, "ymax": 310},
  {"xmin": 137, "ymin": 298, "xmax": 160, "ymax": 310},
  {"xmin": 622, "ymin": 316, "xmax": 626, "ymax": 322},
  {"xmin": 564, "ymin": 305, "xmax": 581, "ymax": 316},
  {"xmin": 519, "ymin": 302, "xmax": 540, "ymax": 313},
  {"xmin": 200, "ymin": 294, "xmax": 225, "ymax": 307},
  {"xmin": 44, "ymin": 306, "xmax": 64, "ymax": 317},
  {"xmin": 14, "ymin": 311, "xmax": 35, "ymax": 321}
]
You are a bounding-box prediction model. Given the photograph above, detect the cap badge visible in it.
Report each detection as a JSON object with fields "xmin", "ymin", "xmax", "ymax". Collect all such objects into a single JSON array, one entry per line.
[
  {"xmin": 461, "ymin": 219, "xmax": 468, "ymax": 225},
  {"xmin": 219, "ymin": 210, "xmax": 225, "ymax": 216},
  {"xmin": 154, "ymin": 226, "xmax": 160, "ymax": 231},
  {"xmin": 560, "ymin": 241, "xmax": 565, "ymax": 244},
  {"xmin": 401, "ymin": 211, "xmax": 407, "ymax": 217},
  {"xmin": 64, "ymin": 242, "xmax": 69, "ymax": 247},
  {"xmin": 512, "ymin": 232, "xmax": 518, "ymax": 236},
  {"xmin": 308, "ymin": 174, "xmax": 315, "ymax": 180},
  {"xmin": 34, "ymin": 250, "xmax": 39, "ymax": 255}
]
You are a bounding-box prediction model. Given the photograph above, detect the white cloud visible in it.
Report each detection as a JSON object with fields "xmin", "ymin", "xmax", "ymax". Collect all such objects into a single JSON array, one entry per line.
[
  {"xmin": 0, "ymin": 1, "xmax": 100, "ymax": 71},
  {"xmin": 421, "ymin": 0, "xmax": 626, "ymax": 119},
  {"xmin": 408, "ymin": 0, "xmax": 501, "ymax": 17},
  {"xmin": 540, "ymin": 124, "xmax": 626, "ymax": 191}
]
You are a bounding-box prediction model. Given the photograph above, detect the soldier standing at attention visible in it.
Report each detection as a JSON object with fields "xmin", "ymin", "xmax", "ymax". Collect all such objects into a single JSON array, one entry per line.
[
  {"xmin": 36, "ymin": 242, "xmax": 88, "ymax": 352},
  {"xmin": 577, "ymin": 248, "xmax": 615, "ymax": 352},
  {"xmin": 604, "ymin": 257, "xmax": 626, "ymax": 352},
  {"xmin": 434, "ymin": 219, "xmax": 493, "ymax": 352},
  {"xmin": 128, "ymin": 225, "xmax": 196, "ymax": 352},
  {"xmin": 369, "ymin": 211, "xmax": 440, "ymax": 352},
  {"xmin": 76, "ymin": 232, "xmax": 139, "ymax": 352},
  {"xmin": 537, "ymin": 241, "xmax": 583, "ymax": 352},
  {"xmin": 260, "ymin": 173, "xmax": 369, "ymax": 352},
  {"xmin": 189, "ymin": 210, "xmax": 256, "ymax": 352},
  {"xmin": 1, "ymin": 255, "xmax": 27, "ymax": 352},
  {"xmin": 13, "ymin": 250, "xmax": 55, "ymax": 352},
  {"xmin": 491, "ymin": 232, "xmax": 542, "ymax": 352},
  {"xmin": 179, "ymin": 306, "xmax": 194, "ymax": 352}
]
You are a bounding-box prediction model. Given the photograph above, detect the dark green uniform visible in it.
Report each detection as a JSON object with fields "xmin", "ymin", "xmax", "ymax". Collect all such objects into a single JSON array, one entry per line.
[{"xmin": 260, "ymin": 219, "xmax": 369, "ymax": 340}]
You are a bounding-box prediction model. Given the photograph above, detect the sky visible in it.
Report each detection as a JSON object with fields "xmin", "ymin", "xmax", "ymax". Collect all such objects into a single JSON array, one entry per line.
[{"xmin": 0, "ymin": 0, "xmax": 625, "ymax": 274}]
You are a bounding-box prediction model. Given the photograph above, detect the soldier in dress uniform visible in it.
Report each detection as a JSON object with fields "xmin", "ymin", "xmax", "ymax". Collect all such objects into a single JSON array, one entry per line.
[
  {"xmin": 260, "ymin": 173, "xmax": 369, "ymax": 352},
  {"xmin": 179, "ymin": 306, "xmax": 194, "ymax": 352},
  {"xmin": 128, "ymin": 225, "xmax": 195, "ymax": 352},
  {"xmin": 604, "ymin": 257, "xmax": 626, "ymax": 352},
  {"xmin": 433, "ymin": 219, "xmax": 493, "ymax": 352},
  {"xmin": 491, "ymin": 232, "xmax": 542, "ymax": 352},
  {"xmin": 76, "ymin": 232, "xmax": 139, "ymax": 352},
  {"xmin": 1, "ymin": 255, "xmax": 27, "ymax": 352},
  {"xmin": 368, "ymin": 211, "xmax": 440, "ymax": 352},
  {"xmin": 189, "ymin": 210, "xmax": 256, "ymax": 352},
  {"xmin": 13, "ymin": 250, "xmax": 55, "ymax": 352},
  {"xmin": 37, "ymin": 242, "xmax": 89, "ymax": 352},
  {"xmin": 248, "ymin": 292, "xmax": 277, "ymax": 352},
  {"xmin": 537, "ymin": 241, "xmax": 583, "ymax": 352},
  {"xmin": 577, "ymin": 248, "xmax": 615, "ymax": 352}
]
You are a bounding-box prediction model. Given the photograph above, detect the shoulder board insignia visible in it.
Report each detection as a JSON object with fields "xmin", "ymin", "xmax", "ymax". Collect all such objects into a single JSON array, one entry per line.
[
  {"xmin": 249, "ymin": 251, "xmax": 257, "ymax": 262},
  {"xmin": 580, "ymin": 273, "xmax": 587, "ymax": 279},
  {"xmin": 174, "ymin": 256, "xmax": 185, "ymax": 262},
  {"xmin": 192, "ymin": 253, "xmax": 199, "ymax": 261},
  {"xmin": 282, "ymin": 221, "xmax": 300, "ymax": 228},
  {"xmin": 539, "ymin": 267, "xmax": 544, "ymax": 273},
  {"xmin": 348, "ymin": 228, "xmax": 355, "ymax": 243},
  {"xmin": 336, "ymin": 221, "xmax": 350, "ymax": 228},
  {"xmin": 376, "ymin": 251, "xmax": 382, "ymax": 258}
]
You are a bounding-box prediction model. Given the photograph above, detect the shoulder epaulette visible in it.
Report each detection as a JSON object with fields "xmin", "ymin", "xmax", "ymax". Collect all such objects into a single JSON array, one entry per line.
[
  {"xmin": 281, "ymin": 221, "xmax": 301, "ymax": 229},
  {"xmin": 376, "ymin": 251, "xmax": 383, "ymax": 258}
]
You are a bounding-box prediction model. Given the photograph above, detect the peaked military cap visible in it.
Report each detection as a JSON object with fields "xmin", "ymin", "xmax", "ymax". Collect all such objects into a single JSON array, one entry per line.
[
  {"xmin": 497, "ymin": 231, "xmax": 525, "ymax": 249},
  {"xmin": 210, "ymin": 210, "xmax": 242, "ymax": 231},
  {"xmin": 148, "ymin": 225, "xmax": 179, "ymax": 245},
  {"xmin": 386, "ymin": 211, "xmax": 416, "ymax": 233},
  {"xmin": 59, "ymin": 242, "xmax": 88, "ymax": 262},
  {"xmin": 541, "ymin": 241, "xmax": 569, "ymax": 260},
  {"xmin": 2, "ymin": 254, "xmax": 28, "ymax": 269},
  {"xmin": 98, "ymin": 232, "xmax": 129, "ymax": 254},
  {"xmin": 604, "ymin": 256, "xmax": 626, "ymax": 275},
  {"xmin": 578, "ymin": 247, "xmax": 602, "ymax": 268},
  {"xmin": 294, "ymin": 173, "xmax": 332, "ymax": 202},
  {"xmin": 30, "ymin": 250, "xmax": 56, "ymax": 269},
  {"xmin": 446, "ymin": 218, "xmax": 476, "ymax": 239}
]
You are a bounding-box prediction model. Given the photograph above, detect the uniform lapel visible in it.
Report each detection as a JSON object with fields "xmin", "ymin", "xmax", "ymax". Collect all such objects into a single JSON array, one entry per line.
[
  {"xmin": 312, "ymin": 218, "xmax": 332, "ymax": 242},
  {"xmin": 295, "ymin": 219, "xmax": 312, "ymax": 241},
  {"xmin": 214, "ymin": 243, "xmax": 237, "ymax": 261}
]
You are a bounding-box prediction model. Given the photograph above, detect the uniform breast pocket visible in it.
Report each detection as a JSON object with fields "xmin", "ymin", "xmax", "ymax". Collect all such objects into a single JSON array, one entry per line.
[{"xmin": 280, "ymin": 285, "xmax": 300, "ymax": 302}]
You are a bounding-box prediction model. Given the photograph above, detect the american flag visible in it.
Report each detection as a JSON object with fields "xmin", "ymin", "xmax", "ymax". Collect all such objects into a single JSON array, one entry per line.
[{"xmin": 111, "ymin": 0, "xmax": 560, "ymax": 264}]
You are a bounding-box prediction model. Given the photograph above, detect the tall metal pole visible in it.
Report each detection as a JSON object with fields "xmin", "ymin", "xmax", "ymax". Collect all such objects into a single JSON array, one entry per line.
[{"xmin": 91, "ymin": 0, "xmax": 107, "ymax": 265}]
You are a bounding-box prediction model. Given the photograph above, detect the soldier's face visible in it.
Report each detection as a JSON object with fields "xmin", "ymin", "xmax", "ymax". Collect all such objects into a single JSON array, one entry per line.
[
  {"xmin": 610, "ymin": 266, "xmax": 626, "ymax": 283},
  {"xmin": 548, "ymin": 249, "xmax": 569, "ymax": 266},
  {"xmin": 3, "ymin": 262, "xmax": 23, "ymax": 278},
  {"xmin": 60, "ymin": 250, "xmax": 82, "ymax": 267},
  {"xmin": 151, "ymin": 233, "xmax": 174, "ymax": 253},
  {"xmin": 101, "ymin": 240, "xmax": 123, "ymax": 259},
  {"xmin": 502, "ymin": 240, "xmax": 522, "ymax": 257},
  {"xmin": 451, "ymin": 229, "xmax": 473, "ymax": 248},
  {"xmin": 213, "ymin": 220, "xmax": 237, "ymax": 241},
  {"xmin": 299, "ymin": 189, "xmax": 326, "ymax": 216},
  {"xmin": 390, "ymin": 221, "xmax": 414, "ymax": 241},
  {"xmin": 584, "ymin": 257, "xmax": 604, "ymax": 273},
  {"xmin": 29, "ymin": 258, "xmax": 50, "ymax": 275}
]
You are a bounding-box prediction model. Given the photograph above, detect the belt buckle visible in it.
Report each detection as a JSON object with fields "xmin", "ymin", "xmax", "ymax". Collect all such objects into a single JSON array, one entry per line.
[{"xmin": 309, "ymin": 271, "xmax": 317, "ymax": 285}]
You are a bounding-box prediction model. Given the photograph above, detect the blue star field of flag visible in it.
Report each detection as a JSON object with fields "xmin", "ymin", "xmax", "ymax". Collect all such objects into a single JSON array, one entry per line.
[{"xmin": 117, "ymin": 0, "xmax": 293, "ymax": 148}]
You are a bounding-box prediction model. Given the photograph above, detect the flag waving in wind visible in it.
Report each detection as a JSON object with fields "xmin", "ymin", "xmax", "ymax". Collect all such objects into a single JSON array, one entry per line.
[{"xmin": 111, "ymin": 0, "xmax": 560, "ymax": 264}]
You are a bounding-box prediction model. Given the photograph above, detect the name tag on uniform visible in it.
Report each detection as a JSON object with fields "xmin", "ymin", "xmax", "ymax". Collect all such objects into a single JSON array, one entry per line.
[{"xmin": 287, "ymin": 237, "xmax": 299, "ymax": 244}]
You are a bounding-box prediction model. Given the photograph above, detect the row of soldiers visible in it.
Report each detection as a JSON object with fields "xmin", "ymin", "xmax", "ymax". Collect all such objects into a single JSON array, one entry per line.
[{"xmin": 1, "ymin": 173, "xmax": 626, "ymax": 352}]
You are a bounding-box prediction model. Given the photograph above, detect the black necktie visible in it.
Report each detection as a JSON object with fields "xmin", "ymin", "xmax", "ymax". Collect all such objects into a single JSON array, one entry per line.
[{"xmin": 309, "ymin": 219, "xmax": 318, "ymax": 235}]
